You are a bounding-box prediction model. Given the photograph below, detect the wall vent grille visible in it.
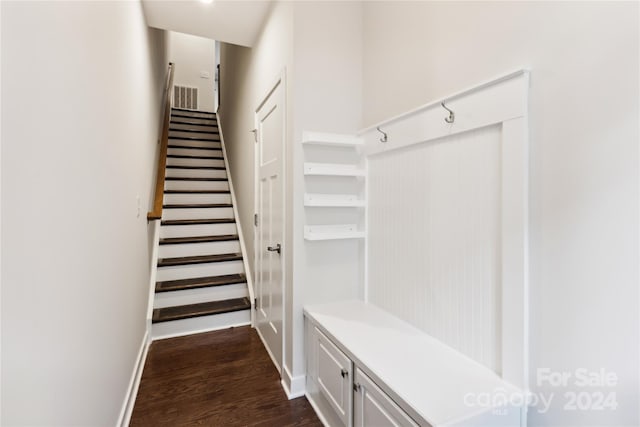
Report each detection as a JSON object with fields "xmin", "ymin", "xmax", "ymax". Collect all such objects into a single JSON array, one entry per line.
[{"xmin": 173, "ymin": 85, "xmax": 198, "ymax": 110}]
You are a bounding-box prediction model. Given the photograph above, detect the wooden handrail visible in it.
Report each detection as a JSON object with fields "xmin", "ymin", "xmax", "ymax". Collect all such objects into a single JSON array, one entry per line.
[{"xmin": 148, "ymin": 62, "xmax": 175, "ymax": 220}]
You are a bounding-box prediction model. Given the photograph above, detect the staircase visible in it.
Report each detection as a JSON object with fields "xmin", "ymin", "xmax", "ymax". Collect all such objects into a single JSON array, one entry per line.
[{"xmin": 151, "ymin": 108, "xmax": 251, "ymax": 339}]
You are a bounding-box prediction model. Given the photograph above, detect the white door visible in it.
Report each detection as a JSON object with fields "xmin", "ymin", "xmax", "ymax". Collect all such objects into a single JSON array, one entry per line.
[{"xmin": 255, "ymin": 78, "xmax": 284, "ymax": 373}]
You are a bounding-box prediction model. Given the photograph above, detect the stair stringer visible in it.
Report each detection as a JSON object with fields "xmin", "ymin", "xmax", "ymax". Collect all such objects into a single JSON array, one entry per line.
[
  {"xmin": 146, "ymin": 219, "xmax": 161, "ymax": 343},
  {"xmin": 216, "ymin": 118, "xmax": 256, "ymax": 327}
]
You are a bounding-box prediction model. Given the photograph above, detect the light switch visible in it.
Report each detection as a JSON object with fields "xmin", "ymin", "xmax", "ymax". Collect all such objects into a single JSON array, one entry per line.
[{"xmin": 200, "ymin": 71, "xmax": 210, "ymax": 79}]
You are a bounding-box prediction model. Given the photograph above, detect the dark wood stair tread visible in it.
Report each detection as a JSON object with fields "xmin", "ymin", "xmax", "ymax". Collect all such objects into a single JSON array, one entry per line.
[
  {"xmin": 167, "ymin": 145, "xmax": 220, "ymax": 150},
  {"xmin": 161, "ymin": 218, "xmax": 235, "ymax": 226},
  {"xmin": 158, "ymin": 252, "xmax": 243, "ymax": 267},
  {"xmin": 172, "ymin": 108, "xmax": 216, "ymax": 114},
  {"xmin": 169, "ymin": 128, "xmax": 220, "ymax": 135},
  {"xmin": 152, "ymin": 297, "xmax": 250, "ymax": 323},
  {"xmin": 164, "ymin": 189, "xmax": 230, "ymax": 194},
  {"xmin": 155, "ymin": 273, "xmax": 246, "ymax": 293},
  {"xmin": 170, "ymin": 119, "xmax": 217, "ymax": 126},
  {"xmin": 165, "ymin": 177, "xmax": 227, "ymax": 182},
  {"xmin": 166, "ymin": 165, "xmax": 226, "ymax": 170},
  {"xmin": 163, "ymin": 203, "xmax": 232, "ymax": 208},
  {"xmin": 166, "ymin": 154, "xmax": 223, "ymax": 160},
  {"xmin": 159, "ymin": 234, "xmax": 239, "ymax": 245}
]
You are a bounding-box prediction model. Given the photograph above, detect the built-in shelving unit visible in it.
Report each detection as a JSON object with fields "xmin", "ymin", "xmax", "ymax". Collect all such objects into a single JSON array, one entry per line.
[{"xmin": 303, "ymin": 131, "xmax": 366, "ymax": 241}]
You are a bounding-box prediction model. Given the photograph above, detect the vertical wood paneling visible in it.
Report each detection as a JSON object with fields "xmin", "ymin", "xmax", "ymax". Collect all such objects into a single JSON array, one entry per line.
[{"xmin": 368, "ymin": 125, "xmax": 502, "ymax": 372}]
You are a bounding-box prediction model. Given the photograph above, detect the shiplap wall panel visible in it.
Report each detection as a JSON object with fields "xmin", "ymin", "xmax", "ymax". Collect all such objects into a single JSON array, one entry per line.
[{"xmin": 367, "ymin": 124, "xmax": 502, "ymax": 372}]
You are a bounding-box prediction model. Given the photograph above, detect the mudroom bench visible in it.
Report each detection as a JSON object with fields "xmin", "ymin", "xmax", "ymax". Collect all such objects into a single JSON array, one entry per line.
[{"xmin": 304, "ymin": 300, "xmax": 524, "ymax": 427}]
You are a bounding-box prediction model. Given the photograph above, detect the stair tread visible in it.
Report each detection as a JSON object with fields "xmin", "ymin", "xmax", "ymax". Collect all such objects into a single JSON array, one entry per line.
[
  {"xmin": 164, "ymin": 189, "xmax": 230, "ymax": 194},
  {"xmin": 170, "ymin": 119, "xmax": 217, "ymax": 126},
  {"xmin": 167, "ymin": 154, "xmax": 223, "ymax": 160},
  {"xmin": 172, "ymin": 108, "xmax": 216, "ymax": 114},
  {"xmin": 155, "ymin": 273, "xmax": 246, "ymax": 293},
  {"xmin": 152, "ymin": 297, "xmax": 250, "ymax": 323},
  {"xmin": 166, "ymin": 165, "xmax": 226, "ymax": 170},
  {"xmin": 159, "ymin": 234, "xmax": 239, "ymax": 245},
  {"xmin": 163, "ymin": 203, "xmax": 233, "ymax": 208},
  {"xmin": 167, "ymin": 145, "xmax": 220, "ymax": 150},
  {"xmin": 168, "ymin": 137, "xmax": 221, "ymax": 142},
  {"xmin": 165, "ymin": 177, "xmax": 227, "ymax": 182},
  {"xmin": 169, "ymin": 128, "xmax": 220, "ymax": 135},
  {"xmin": 158, "ymin": 252, "xmax": 243, "ymax": 267},
  {"xmin": 161, "ymin": 218, "xmax": 235, "ymax": 226}
]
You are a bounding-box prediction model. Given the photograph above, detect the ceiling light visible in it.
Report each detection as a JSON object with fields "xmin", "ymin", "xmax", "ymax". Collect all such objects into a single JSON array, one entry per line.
[{"xmin": 199, "ymin": 0, "xmax": 214, "ymax": 3}]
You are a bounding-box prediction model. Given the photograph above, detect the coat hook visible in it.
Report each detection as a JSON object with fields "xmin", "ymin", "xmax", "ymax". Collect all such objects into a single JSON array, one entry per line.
[
  {"xmin": 377, "ymin": 126, "xmax": 388, "ymax": 143},
  {"xmin": 441, "ymin": 101, "xmax": 455, "ymax": 124}
]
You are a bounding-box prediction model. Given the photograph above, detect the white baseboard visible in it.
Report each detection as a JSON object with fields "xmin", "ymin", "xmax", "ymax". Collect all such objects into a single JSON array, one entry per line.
[
  {"xmin": 117, "ymin": 330, "xmax": 150, "ymax": 427},
  {"xmin": 281, "ymin": 364, "xmax": 306, "ymax": 399},
  {"xmin": 306, "ymin": 393, "xmax": 330, "ymax": 427}
]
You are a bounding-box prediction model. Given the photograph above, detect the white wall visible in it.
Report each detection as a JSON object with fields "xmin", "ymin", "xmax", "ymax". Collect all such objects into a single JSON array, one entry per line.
[
  {"xmin": 169, "ymin": 31, "xmax": 215, "ymax": 112},
  {"xmin": 362, "ymin": 2, "xmax": 639, "ymax": 425},
  {"xmin": 219, "ymin": 0, "xmax": 363, "ymax": 394},
  {"xmin": 1, "ymin": 1, "xmax": 167, "ymax": 425}
]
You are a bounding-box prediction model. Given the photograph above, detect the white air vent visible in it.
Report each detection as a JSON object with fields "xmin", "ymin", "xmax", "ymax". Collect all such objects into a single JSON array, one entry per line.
[{"xmin": 173, "ymin": 85, "xmax": 199, "ymax": 110}]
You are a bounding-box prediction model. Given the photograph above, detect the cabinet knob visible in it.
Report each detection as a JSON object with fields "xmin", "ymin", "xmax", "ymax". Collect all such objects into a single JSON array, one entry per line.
[
  {"xmin": 340, "ymin": 368, "xmax": 348, "ymax": 378},
  {"xmin": 353, "ymin": 382, "xmax": 361, "ymax": 392}
]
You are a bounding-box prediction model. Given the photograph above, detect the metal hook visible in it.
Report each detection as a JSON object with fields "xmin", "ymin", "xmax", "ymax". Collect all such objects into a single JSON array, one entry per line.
[
  {"xmin": 377, "ymin": 126, "xmax": 388, "ymax": 143},
  {"xmin": 441, "ymin": 101, "xmax": 455, "ymax": 124}
]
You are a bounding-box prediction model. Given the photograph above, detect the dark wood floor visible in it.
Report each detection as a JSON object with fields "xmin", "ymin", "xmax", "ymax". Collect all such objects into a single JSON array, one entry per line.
[{"xmin": 130, "ymin": 326, "xmax": 321, "ymax": 427}]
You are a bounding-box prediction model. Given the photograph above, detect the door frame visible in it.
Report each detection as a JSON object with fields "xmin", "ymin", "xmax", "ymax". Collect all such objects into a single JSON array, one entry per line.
[{"xmin": 253, "ymin": 69, "xmax": 287, "ymax": 374}]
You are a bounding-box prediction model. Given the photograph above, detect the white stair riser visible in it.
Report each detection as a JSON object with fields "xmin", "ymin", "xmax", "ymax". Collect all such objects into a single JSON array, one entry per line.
[
  {"xmin": 170, "ymin": 123, "xmax": 218, "ymax": 132},
  {"xmin": 153, "ymin": 283, "xmax": 248, "ymax": 309},
  {"xmin": 163, "ymin": 193, "xmax": 231, "ymax": 205},
  {"xmin": 168, "ymin": 139, "xmax": 222, "ymax": 149},
  {"xmin": 168, "ymin": 147, "xmax": 223, "ymax": 157},
  {"xmin": 172, "ymin": 111, "xmax": 216, "ymax": 119},
  {"xmin": 166, "ymin": 157, "xmax": 225, "ymax": 168},
  {"xmin": 166, "ymin": 168, "xmax": 227, "ymax": 179},
  {"xmin": 158, "ymin": 240, "xmax": 240, "ymax": 258},
  {"xmin": 164, "ymin": 180, "xmax": 229, "ymax": 192},
  {"xmin": 160, "ymin": 222, "xmax": 237, "ymax": 238},
  {"xmin": 162, "ymin": 207, "xmax": 234, "ymax": 221},
  {"xmin": 156, "ymin": 260, "xmax": 244, "ymax": 282},
  {"xmin": 151, "ymin": 309, "xmax": 250, "ymax": 340},
  {"xmin": 169, "ymin": 131, "xmax": 220, "ymax": 140}
]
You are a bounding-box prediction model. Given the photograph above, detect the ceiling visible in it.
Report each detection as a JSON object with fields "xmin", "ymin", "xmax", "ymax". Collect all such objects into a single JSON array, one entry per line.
[{"xmin": 141, "ymin": 0, "xmax": 273, "ymax": 47}]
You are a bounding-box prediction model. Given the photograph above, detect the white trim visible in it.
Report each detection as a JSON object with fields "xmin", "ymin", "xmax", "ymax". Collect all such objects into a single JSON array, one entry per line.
[
  {"xmin": 281, "ymin": 365, "xmax": 306, "ymax": 399},
  {"xmin": 361, "ymin": 69, "xmax": 530, "ymax": 392},
  {"xmin": 253, "ymin": 69, "xmax": 287, "ymax": 374},
  {"xmin": 305, "ymin": 393, "xmax": 331, "ymax": 427},
  {"xmin": 146, "ymin": 219, "xmax": 160, "ymax": 337},
  {"xmin": 217, "ymin": 117, "xmax": 256, "ymax": 326},
  {"xmin": 117, "ymin": 330, "xmax": 150, "ymax": 427}
]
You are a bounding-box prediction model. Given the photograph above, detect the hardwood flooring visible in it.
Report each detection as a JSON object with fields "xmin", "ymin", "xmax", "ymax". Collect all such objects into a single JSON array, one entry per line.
[{"xmin": 130, "ymin": 326, "xmax": 321, "ymax": 427}]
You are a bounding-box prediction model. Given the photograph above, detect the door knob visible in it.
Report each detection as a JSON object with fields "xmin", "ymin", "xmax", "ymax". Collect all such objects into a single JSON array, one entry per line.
[{"xmin": 267, "ymin": 244, "xmax": 281, "ymax": 254}]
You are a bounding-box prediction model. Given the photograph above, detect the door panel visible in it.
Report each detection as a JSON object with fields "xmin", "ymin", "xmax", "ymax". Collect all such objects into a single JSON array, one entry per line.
[
  {"xmin": 255, "ymin": 78, "xmax": 284, "ymax": 373},
  {"xmin": 354, "ymin": 368, "xmax": 419, "ymax": 427},
  {"xmin": 316, "ymin": 328, "xmax": 353, "ymax": 425}
]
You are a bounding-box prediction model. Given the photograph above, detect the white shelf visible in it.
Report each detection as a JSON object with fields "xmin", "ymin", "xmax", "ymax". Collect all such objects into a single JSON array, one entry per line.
[
  {"xmin": 302, "ymin": 131, "xmax": 364, "ymax": 147},
  {"xmin": 304, "ymin": 224, "xmax": 365, "ymax": 241},
  {"xmin": 304, "ymin": 193, "xmax": 366, "ymax": 207},
  {"xmin": 304, "ymin": 162, "xmax": 365, "ymax": 177}
]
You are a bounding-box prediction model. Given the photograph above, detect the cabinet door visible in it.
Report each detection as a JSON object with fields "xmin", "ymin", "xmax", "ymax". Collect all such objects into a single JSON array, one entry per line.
[
  {"xmin": 316, "ymin": 327, "xmax": 353, "ymax": 426},
  {"xmin": 353, "ymin": 368, "xmax": 419, "ymax": 427}
]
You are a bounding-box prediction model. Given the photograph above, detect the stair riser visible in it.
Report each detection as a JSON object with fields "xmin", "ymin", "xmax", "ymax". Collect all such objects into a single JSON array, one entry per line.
[
  {"xmin": 170, "ymin": 123, "xmax": 218, "ymax": 132},
  {"xmin": 163, "ymin": 193, "xmax": 231, "ymax": 205},
  {"xmin": 158, "ymin": 240, "xmax": 240, "ymax": 258},
  {"xmin": 166, "ymin": 168, "xmax": 227, "ymax": 179},
  {"xmin": 156, "ymin": 260, "xmax": 244, "ymax": 282},
  {"xmin": 172, "ymin": 110, "xmax": 216, "ymax": 120},
  {"xmin": 153, "ymin": 283, "xmax": 248, "ymax": 309},
  {"xmin": 168, "ymin": 147, "xmax": 223, "ymax": 157},
  {"xmin": 164, "ymin": 181, "xmax": 229, "ymax": 192},
  {"xmin": 161, "ymin": 207, "xmax": 234, "ymax": 220},
  {"xmin": 151, "ymin": 308, "xmax": 250, "ymax": 340},
  {"xmin": 169, "ymin": 131, "xmax": 220, "ymax": 141},
  {"xmin": 168, "ymin": 139, "xmax": 222, "ymax": 149},
  {"xmin": 166, "ymin": 157, "xmax": 225, "ymax": 168},
  {"xmin": 170, "ymin": 117, "xmax": 217, "ymax": 126},
  {"xmin": 160, "ymin": 223, "xmax": 237, "ymax": 239}
]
